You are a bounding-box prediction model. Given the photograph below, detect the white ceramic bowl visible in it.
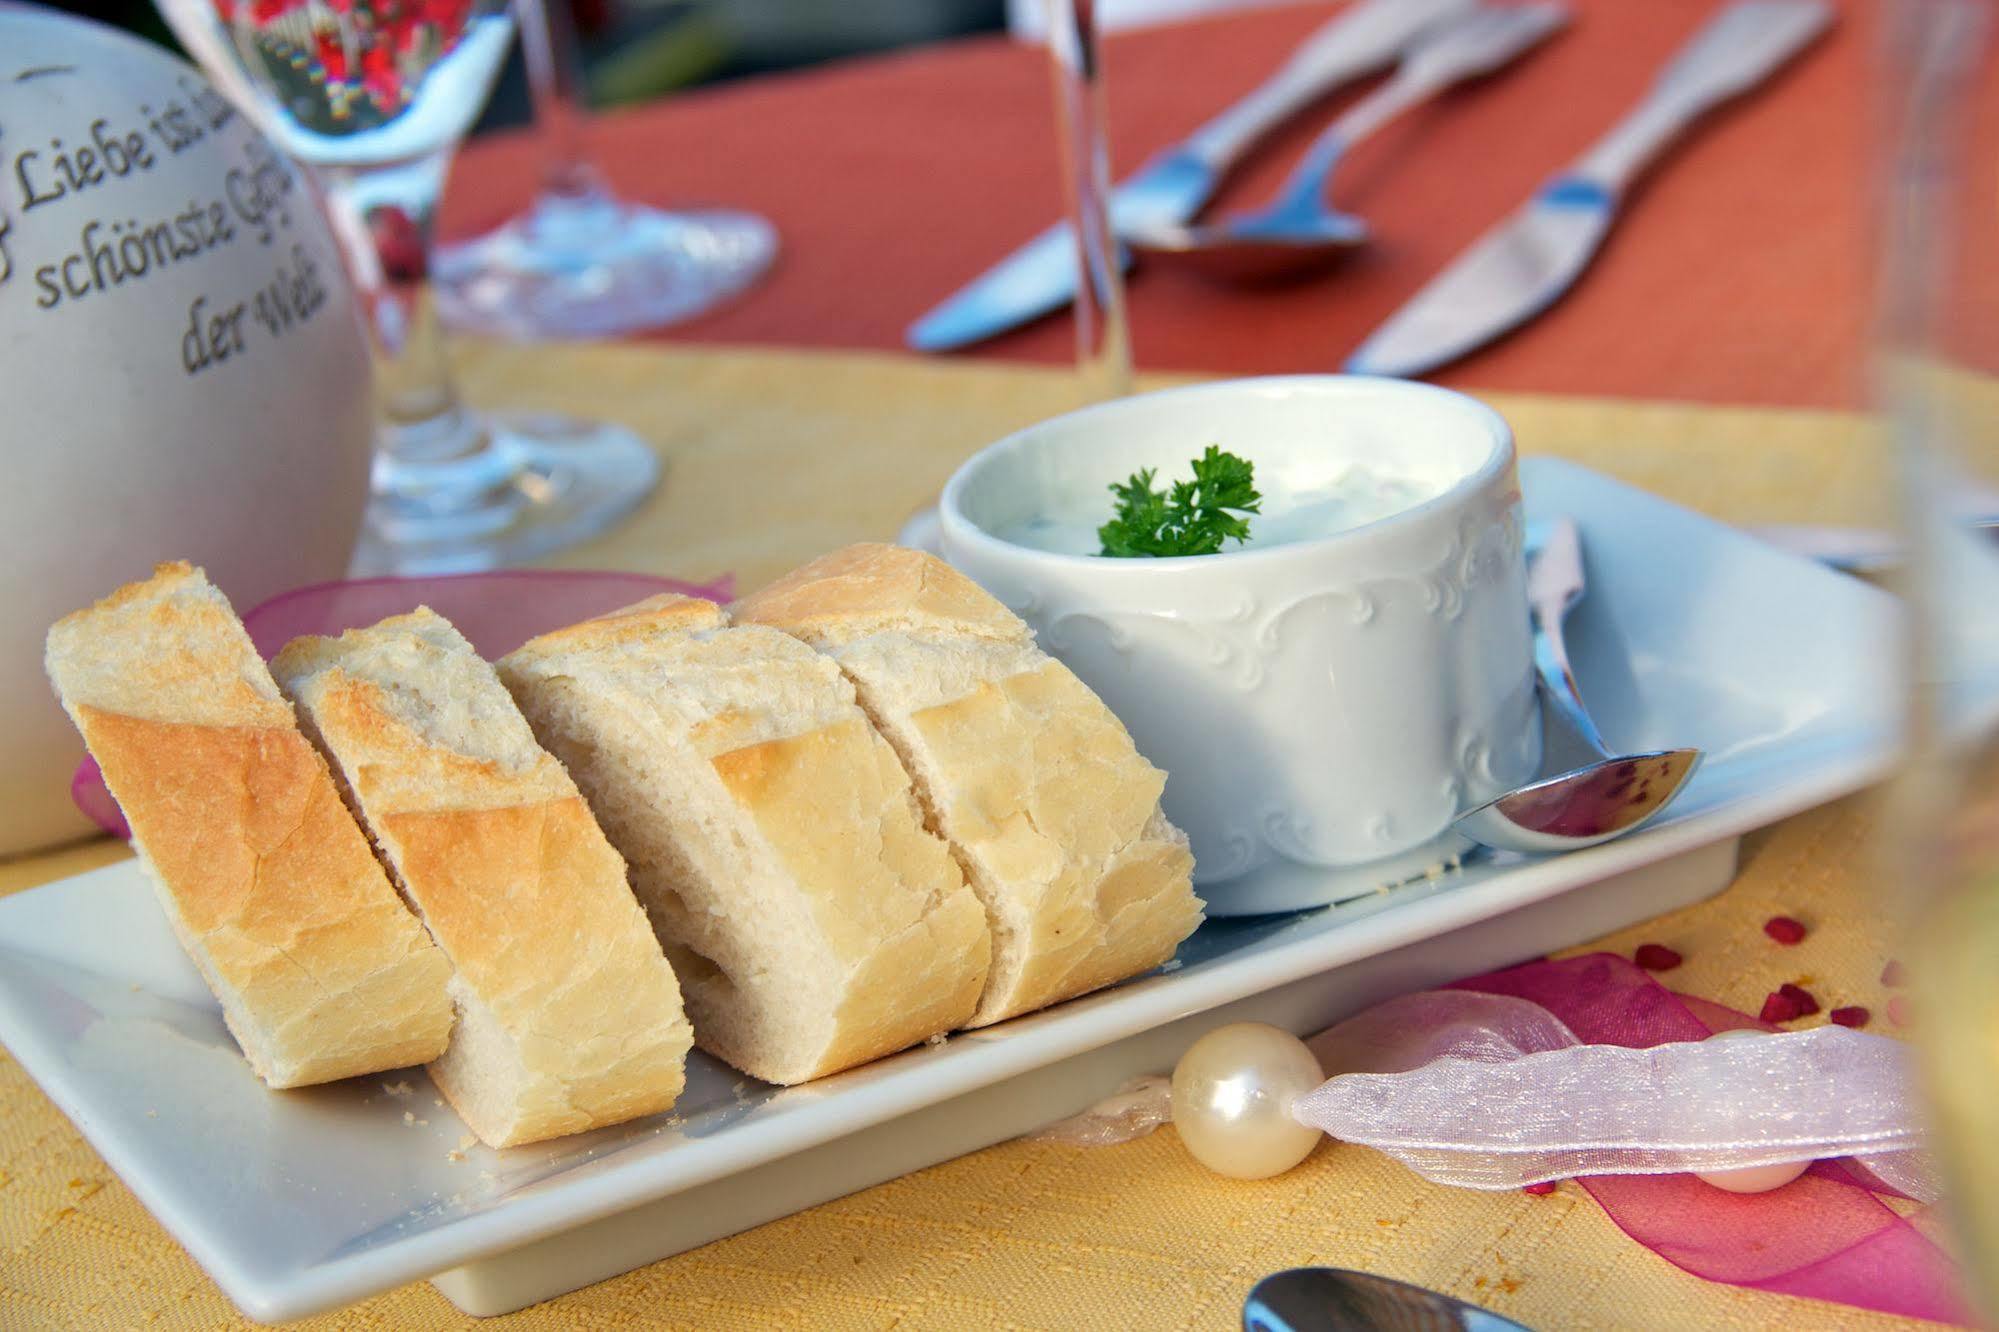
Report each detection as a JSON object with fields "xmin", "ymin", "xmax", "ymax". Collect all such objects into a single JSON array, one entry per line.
[
  {"xmin": 0, "ymin": 11, "xmax": 376, "ymax": 855},
  {"xmin": 938, "ymin": 376, "xmax": 1540, "ymax": 910}
]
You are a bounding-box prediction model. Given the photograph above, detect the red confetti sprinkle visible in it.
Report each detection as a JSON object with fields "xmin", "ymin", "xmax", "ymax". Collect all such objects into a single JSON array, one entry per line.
[
  {"xmin": 1634, "ymin": 944, "xmax": 1683, "ymax": 971},
  {"xmin": 1522, "ymin": 1181, "xmax": 1557, "ymax": 1196},
  {"xmin": 1889, "ymin": 995, "xmax": 1913, "ymax": 1027},
  {"xmin": 1759, "ymin": 993, "xmax": 1800, "ymax": 1023},
  {"xmin": 1881, "ymin": 959, "xmax": 1908, "ymax": 988},
  {"xmin": 1829, "ymin": 1006, "xmax": 1870, "ymax": 1029},
  {"xmin": 1764, "ymin": 916, "xmax": 1808, "ymax": 945},
  {"xmin": 1759, "ymin": 983, "xmax": 1822, "ymax": 1024}
]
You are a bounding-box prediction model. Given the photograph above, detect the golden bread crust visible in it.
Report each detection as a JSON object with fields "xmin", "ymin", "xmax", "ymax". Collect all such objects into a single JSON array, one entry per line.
[
  {"xmin": 711, "ymin": 718, "xmax": 978, "ymax": 965},
  {"xmin": 733, "ymin": 543, "xmax": 1023, "ymax": 645},
  {"xmin": 304, "ymin": 669, "xmax": 573, "ymax": 813},
  {"xmin": 909, "ymin": 662, "xmax": 1200, "ymax": 1024},
  {"xmin": 500, "ymin": 597, "xmax": 990, "ymax": 1087},
  {"xmin": 739, "ymin": 547, "xmax": 1203, "ymax": 1030},
  {"xmin": 504, "ymin": 593, "xmax": 727, "ymax": 665},
  {"xmin": 44, "ymin": 563, "xmax": 454, "ymax": 1088},
  {"xmin": 275, "ymin": 609, "xmax": 692, "ymax": 1146},
  {"xmin": 387, "ymin": 798, "xmax": 690, "ymax": 1146},
  {"xmin": 46, "ymin": 560, "xmax": 293, "ymax": 728},
  {"xmin": 72, "ymin": 708, "xmax": 453, "ymax": 1086},
  {"xmin": 698, "ymin": 717, "xmax": 989, "ymax": 1080}
]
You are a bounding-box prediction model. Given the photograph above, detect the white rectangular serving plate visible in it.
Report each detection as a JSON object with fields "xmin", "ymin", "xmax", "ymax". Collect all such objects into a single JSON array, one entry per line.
[{"xmin": 0, "ymin": 461, "xmax": 1900, "ymax": 1321}]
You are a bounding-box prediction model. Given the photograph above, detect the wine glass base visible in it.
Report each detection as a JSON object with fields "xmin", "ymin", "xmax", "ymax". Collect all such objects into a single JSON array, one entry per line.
[
  {"xmin": 434, "ymin": 195, "xmax": 778, "ymax": 339},
  {"xmin": 350, "ymin": 410, "xmax": 659, "ymax": 576}
]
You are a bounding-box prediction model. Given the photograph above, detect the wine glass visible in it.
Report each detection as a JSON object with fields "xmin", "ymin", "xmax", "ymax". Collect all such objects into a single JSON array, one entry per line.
[
  {"xmin": 156, "ymin": 0, "xmax": 660, "ymax": 574},
  {"xmin": 431, "ymin": 0, "xmax": 777, "ymax": 339},
  {"xmin": 1877, "ymin": 0, "xmax": 1999, "ymax": 1317},
  {"xmin": 1045, "ymin": 0, "xmax": 1131, "ymax": 401},
  {"xmin": 896, "ymin": 0, "xmax": 1127, "ymax": 554}
]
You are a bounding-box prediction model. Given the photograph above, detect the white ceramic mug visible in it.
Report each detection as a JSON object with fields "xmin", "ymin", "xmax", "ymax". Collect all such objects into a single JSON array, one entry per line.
[
  {"xmin": 0, "ymin": 12, "xmax": 376, "ymax": 855},
  {"xmin": 937, "ymin": 376, "xmax": 1539, "ymax": 913}
]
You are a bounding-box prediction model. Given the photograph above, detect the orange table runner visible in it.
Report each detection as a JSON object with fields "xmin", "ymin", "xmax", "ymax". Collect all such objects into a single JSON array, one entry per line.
[{"xmin": 440, "ymin": 0, "xmax": 1999, "ymax": 410}]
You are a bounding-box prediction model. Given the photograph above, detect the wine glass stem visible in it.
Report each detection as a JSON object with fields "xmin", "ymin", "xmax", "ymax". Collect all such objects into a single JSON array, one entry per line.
[
  {"xmin": 315, "ymin": 154, "xmax": 518, "ymax": 510},
  {"xmin": 1046, "ymin": 0, "xmax": 1131, "ymax": 401},
  {"xmin": 520, "ymin": 0, "xmax": 606, "ymax": 203}
]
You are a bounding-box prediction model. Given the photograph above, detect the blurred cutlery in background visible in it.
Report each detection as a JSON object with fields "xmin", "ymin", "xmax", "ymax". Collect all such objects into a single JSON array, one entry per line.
[
  {"xmin": 907, "ymin": 0, "xmax": 1479, "ymax": 352},
  {"xmin": 1129, "ymin": 1, "xmax": 1570, "ymax": 283},
  {"xmin": 1345, "ymin": 0, "xmax": 1833, "ymax": 379},
  {"xmin": 1750, "ymin": 514, "xmax": 1999, "ymax": 574}
]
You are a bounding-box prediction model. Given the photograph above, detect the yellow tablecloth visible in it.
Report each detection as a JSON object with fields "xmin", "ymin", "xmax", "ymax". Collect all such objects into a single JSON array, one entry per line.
[{"xmin": 0, "ymin": 344, "xmax": 1930, "ymax": 1330}]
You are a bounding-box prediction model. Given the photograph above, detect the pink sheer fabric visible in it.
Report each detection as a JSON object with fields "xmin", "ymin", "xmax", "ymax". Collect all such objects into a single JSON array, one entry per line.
[
  {"xmin": 1455, "ymin": 956, "xmax": 1965, "ymax": 1324},
  {"xmin": 1041, "ymin": 953, "xmax": 1963, "ymax": 1323},
  {"xmin": 70, "ymin": 569, "xmax": 734, "ymax": 838}
]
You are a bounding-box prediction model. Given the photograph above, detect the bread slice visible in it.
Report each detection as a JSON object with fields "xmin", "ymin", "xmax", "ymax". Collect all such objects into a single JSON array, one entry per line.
[
  {"xmin": 734, "ymin": 544, "xmax": 1203, "ymax": 1028},
  {"xmin": 496, "ymin": 594, "xmax": 990, "ymax": 1085},
  {"xmin": 43, "ymin": 563, "xmax": 453, "ymax": 1088},
  {"xmin": 272, "ymin": 608, "xmax": 694, "ymax": 1148}
]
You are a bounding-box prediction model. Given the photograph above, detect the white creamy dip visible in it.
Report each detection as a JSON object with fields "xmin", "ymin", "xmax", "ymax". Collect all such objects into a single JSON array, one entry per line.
[{"xmin": 996, "ymin": 460, "xmax": 1444, "ymax": 557}]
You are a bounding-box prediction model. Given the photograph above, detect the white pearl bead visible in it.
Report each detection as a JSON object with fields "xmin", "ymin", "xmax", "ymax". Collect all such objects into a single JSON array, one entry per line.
[
  {"xmin": 1171, "ymin": 1022, "xmax": 1325, "ymax": 1179},
  {"xmin": 1698, "ymin": 1159, "xmax": 1811, "ymax": 1194},
  {"xmin": 1694, "ymin": 1028, "xmax": 1810, "ymax": 1194}
]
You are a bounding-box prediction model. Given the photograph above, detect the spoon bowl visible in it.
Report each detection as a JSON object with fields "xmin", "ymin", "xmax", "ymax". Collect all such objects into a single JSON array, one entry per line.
[
  {"xmin": 1245, "ymin": 1266, "xmax": 1532, "ymax": 1331},
  {"xmin": 1127, "ymin": 210, "xmax": 1371, "ymax": 283},
  {"xmin": 1452, "ymin": 518, "xmax": 1702, "ymax": 854},
  {"xmin": 1128, "ymin": 3, "xmax": 1568, "ymax": 285},
  {"xmin": 1454, "ymin": 746, "xmax": 1701, "ymax": 853}
]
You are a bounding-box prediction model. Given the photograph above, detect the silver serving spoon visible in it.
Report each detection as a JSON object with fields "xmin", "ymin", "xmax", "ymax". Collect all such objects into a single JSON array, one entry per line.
[
  {"xmin": 1245, "ymin": 1267, "xmax": 1532, "ymax": 1331},
  {"xmin": 1128, "ymin": 3, "xmax": 1569, "ymax": 283},
  {"xmin": 1453, "ymin": 518, "xmax": 1701, "ymax": 853}
]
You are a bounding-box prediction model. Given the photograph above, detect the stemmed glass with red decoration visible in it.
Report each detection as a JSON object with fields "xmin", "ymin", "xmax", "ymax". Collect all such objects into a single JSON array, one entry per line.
[{"xmin": 156, "ymin": 0, "xmax": 660, "ymax": 573}]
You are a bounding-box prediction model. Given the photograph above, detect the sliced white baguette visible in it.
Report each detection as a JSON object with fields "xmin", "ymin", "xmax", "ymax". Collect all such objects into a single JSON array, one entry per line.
[
  {"xmin": 273, "ymin": 608, "xmax": 694, "ymax": 1148},
  {"xmin": 734, "ymin": 544, "xmax": 1203, "ymax": 1027},
  {"xmin": 496, "ymin": 594, "xmax": 990, "ymax": 1085},
  {"xmin": 43, "ymin": 562, "xmax": 454, "ymax": 1088}
]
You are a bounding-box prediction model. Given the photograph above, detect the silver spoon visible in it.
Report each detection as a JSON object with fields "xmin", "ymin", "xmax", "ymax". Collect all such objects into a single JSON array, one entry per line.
[
  {"xmin": 1453, "ymin": 518, "xmax": 1701, "ymax": 853},
  {"xmin": 1127, "ymin": 3, "xmax": 1569, "ymax": 283},
  {"xmin": 1245, "ymin": 1266, "xmax": 1532, "ymax": 1331}
]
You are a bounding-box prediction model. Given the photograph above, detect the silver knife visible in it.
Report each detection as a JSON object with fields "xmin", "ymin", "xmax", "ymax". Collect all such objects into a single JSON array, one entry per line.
[
  {"xmin": 907, "ymin": 0, "xmax": 1479, "ymax": 353},
  {"xmin": 1750, "ymin": 512, "xmax": 1999, "ymax": 573},
  {"xmin": 1345, "ymin": 0, "xmax": 1833, "ymax": 379}
]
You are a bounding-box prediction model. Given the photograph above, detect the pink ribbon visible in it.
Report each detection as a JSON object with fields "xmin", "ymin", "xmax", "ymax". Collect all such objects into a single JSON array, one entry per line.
[
  {"xmin": 70, "ymin": 569, "xmax": 734, "ymax": 839},
  {"xmin": 1298, "ymin": 989, "xmax": 1930, "ymax": 1193},
  {"xmin": 1040, "ymin": 953, "xmax": 1964, "ymax": 1323},
  {"xmin": 1452, "ymin": 956, "xmax": 1965, "ymax": 1324}
]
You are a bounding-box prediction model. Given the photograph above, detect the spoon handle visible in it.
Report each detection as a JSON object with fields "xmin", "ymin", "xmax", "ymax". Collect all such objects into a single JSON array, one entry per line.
[
  {"xmin": 1526, "ymin": 518, "xmax": 1614, "ymax": 759},
  {"xmin": 1346, "ymin": 2, "xmax": 1571, "ymax": 144},
  {"xmin": 1182, "ymin": 0, "xmax": 1474, "ymax": 169},
  {"xmin": 1271, "ymin": 3, "xmax": 1571, "ymax": 213}
]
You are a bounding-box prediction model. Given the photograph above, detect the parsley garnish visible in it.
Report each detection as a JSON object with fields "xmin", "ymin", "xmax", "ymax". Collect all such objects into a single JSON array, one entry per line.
[{"xmin": 1097, "ymin": 445, "xmax": 1261, "ymax": 558}]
